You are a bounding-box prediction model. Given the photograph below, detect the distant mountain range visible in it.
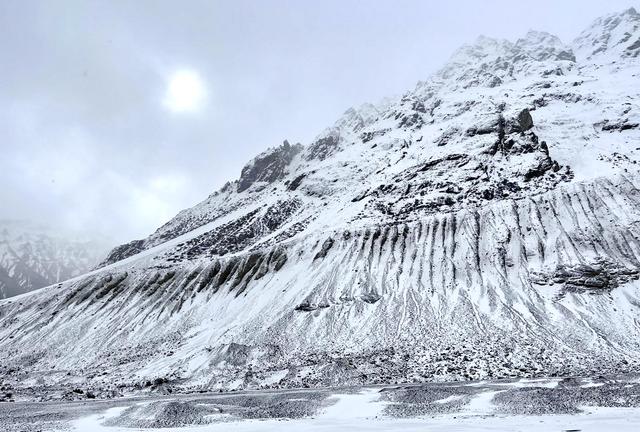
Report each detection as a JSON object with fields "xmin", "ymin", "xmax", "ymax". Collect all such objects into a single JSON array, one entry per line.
[{"xmin": 0, "ymin": 220, "xmax": 108, "ymax": 299}]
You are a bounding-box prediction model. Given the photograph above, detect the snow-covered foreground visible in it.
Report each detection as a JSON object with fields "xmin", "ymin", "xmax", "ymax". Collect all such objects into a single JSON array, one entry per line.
[
  {"xmin": 84, "ymin": 410, "xmax": 640, "ymax": 432},
  {"xmin": 3, "ymin": 377, "xmax": 640, "ymax": 431},
  {"xmin": 73, "ymin": 387, "xmax": 640, "ymax": 432}
]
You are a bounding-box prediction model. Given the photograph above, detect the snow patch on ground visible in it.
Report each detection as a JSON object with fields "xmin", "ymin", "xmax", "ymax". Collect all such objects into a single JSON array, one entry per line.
[{"xmin": 67, "ymin": 388, "xmax": 640, "ymax": 432}]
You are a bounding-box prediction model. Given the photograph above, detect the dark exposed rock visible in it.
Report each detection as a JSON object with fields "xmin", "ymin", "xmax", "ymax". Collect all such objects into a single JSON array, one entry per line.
[
  {"xmin": 410, "ymin": 98, "xmax": 427, "ymax": 113},
  {"xmin": 306, "ymin": 130, "xmax": 340, "ymax": 161},
  {"xmin": 314, "ymin": 238, "xmax": 334, "ymax": 260},
  {"xmin": 530, "ymin": 258, "xmax": 640, "ymax": 293},
  {"xmin": 197, "ymin": 262, "xmax": 221, "ymax": 292},
  {"xmin": 373, "ymin": 112, "xmax": 567, "ymax": 219},
  {"xmin": 601, "ymin": 120, "xmax": 640, "ymax": 132},
  {"xmin": 524, "ymin": 158, "xmax": 559, "ymax": 181},
  {"xmin": 237, "ymin": 140, "xmax": 302, "ymax": 192},
  {"xmin": 398, "ymin": 112, "xmax": 425, "ymax": 129},
  {"xmin": 295, "ymin": 302, "xmax": 330, "ymax": 312},
  {"xmin": 542, "ymin": 66, "xmax": 565, "ymax": 77},
  {"xmin": 517, "ymin": 108, "xmax": 534, "ymax": 131},
  {"xmin": 361, "ymin": 128, "xmax": 392, "ymax": 143},
  {"xmin": 271, "ymin": 249, "xmax": 288, "ymax": 271},
  {"xmin": 466, "ymin": 124, "xmax": 498, "ymax": 137},
  {"xmin": 93, "ymin": 272, "xmax": 128, "ymax": 301},
  {"xmin": 100, "ymin": 239, "xmax": 145, "ymax": 267},
  {"xmin": 287, "ymin": 174, "xmax": 306, "ymax": 191},
  {"xmin": 533, "ymin": 97, "xmax": 548, "ymax": 108},
  {"xmin": 419, "ymin": 154, "xmax": 468, "ymax": 171},
  {"xmin": 360, "ymin": 292, "xmax": 382, "ymax": 304},
  {"xmin": 231, "ymin": 253, "xmax": 264, "ymax": 293},
  {"xmin": 394, "ymin": 96, "xmax": 427, "ymax": 129},
  {"xmin": 169, "ymin": 199, "xmax": 301, "ymax": 261}
]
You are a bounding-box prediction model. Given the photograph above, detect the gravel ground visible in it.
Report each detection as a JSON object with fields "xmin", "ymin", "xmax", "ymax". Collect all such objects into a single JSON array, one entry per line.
[{"xmin": 1, "ymin": 375, "xmax": 640, "ymax": 431}]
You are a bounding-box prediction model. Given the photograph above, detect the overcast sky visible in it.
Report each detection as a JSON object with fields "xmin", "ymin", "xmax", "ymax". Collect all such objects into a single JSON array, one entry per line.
[{"xmin": 0, "ymin": 0, "xmax": 634, "ymax": 243}]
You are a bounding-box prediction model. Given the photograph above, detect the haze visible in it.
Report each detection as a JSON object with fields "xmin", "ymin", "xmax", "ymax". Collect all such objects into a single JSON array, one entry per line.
[{"xmin": 0, "ymin": 0, "xmax": 633, "ymax": 243}]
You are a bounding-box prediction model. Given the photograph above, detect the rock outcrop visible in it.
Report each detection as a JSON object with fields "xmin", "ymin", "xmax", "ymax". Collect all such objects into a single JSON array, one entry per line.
[{"xmin": 237, "ymin": 140, "xmax": 302, "ymax": 192}]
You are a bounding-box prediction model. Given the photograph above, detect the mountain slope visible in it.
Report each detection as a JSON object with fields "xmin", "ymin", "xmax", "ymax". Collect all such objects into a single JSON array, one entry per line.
[
  {"xmin": 1, "ymin": 8, "xmax": 640, "ymax": 397},
  {"xmin": 0, "ymin": 220, "xmax": 108, "ymax": 299}
]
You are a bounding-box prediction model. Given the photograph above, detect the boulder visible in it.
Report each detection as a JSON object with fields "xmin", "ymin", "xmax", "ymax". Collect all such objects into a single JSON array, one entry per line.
[{"xmin": 517, "ymin": 108, "xmax": 534, "ymax": 131}]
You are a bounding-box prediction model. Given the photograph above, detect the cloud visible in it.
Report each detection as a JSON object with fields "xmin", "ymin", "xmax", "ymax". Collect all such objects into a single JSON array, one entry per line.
[{"xmin": 0, "ymin": 0, "xmax": 633, "ymax": 242}]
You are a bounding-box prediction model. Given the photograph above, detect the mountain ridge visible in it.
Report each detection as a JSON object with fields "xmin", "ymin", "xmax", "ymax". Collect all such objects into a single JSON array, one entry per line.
[{"xmin": 2, "ymin": 8, "xmax": 640, "ymax": 398}]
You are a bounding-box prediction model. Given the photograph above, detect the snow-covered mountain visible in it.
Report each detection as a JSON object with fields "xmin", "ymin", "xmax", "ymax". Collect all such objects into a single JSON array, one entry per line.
[
  {"xmin": 0, "ymin": 220, "xmax": 108, "ymax": 299},
  {"xmin": 1, "ymin": 8, "xmax": 640, "ymax": 396}
]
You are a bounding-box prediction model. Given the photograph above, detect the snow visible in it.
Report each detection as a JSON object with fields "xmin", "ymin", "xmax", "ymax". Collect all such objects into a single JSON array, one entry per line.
[
  {"xmin": 1, "ymin": 7, "xmax": 640, "ymax": 396},
  {"xmin": 434, "ymin": 394, "xmax": 465, "ymax": 404},
  {"xmin": 72, "ymin": 411, "xmax": 640, "ymax": 431},
  {"xmin": 465, "ymin": 390, "xmax": 504, "ymax": 415},
  {"xmin": 0, "ymin": 219, "xmax": 108, "ymax": 299},
  {"xmin": 67, "ymin": 388, "xmax": 640, "ymax": 432},
  {"xmin": 320, "ymin": 389, "xmax": 385, "ymax": 419}
]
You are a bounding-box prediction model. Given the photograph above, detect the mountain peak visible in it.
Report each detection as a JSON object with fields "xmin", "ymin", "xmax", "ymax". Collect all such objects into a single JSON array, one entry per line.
[
  {"xmin": 573, "ymin": 7, "xmax": 640, "ymax": 61},
  {"xmin": 237, "ymin": 140, "xmax": 302, "ymax": 193},
  {"xmin": 437, "ymin": 29, "xmax": 574, "ymax": 88},
  {"xmin": 516, "ymin": 30, "xmax": 575, "ymax": 62},
  {"xmin": 449, "ymin": 35, "xmax": 514, "ymax": 63},
  {"xmin": 516, "ymin": 30, "xmax": 563, "ymax": 48}
]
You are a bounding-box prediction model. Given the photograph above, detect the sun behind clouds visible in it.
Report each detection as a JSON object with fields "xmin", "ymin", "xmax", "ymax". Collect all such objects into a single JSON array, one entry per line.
[{"xmin": 163, "ymin": 69, "xmax": 207, "ymax": 113}]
